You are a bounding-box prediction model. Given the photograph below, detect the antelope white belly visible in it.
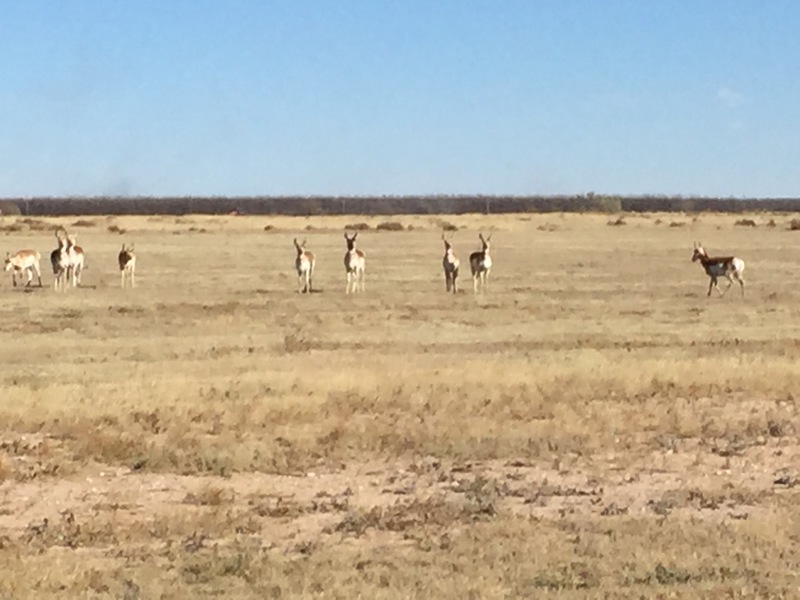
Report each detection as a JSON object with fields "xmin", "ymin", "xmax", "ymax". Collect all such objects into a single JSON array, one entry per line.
[{"xmin": 707, "ymin": 264, "xmax": 727, "ymax": 276}]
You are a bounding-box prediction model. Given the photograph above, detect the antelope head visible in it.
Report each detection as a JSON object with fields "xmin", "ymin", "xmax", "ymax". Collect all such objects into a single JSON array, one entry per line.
[
  {"xmin": 344, "ymin": 232, "xmax": 358, "ymax": 251},
  {"xmin": 691, "ymin": 242, "xmax": 706, "ymax": 262},
  {"xmin": 54, "ymin": 226, "xmax": 68, "ymax": 247},
  {"xmin": 293, "ymin": 238, "xmax": 307, "ymax": 256},
  {"xmin": 479, "ymin": 233, "xmax": 491, "ymax": 251}
]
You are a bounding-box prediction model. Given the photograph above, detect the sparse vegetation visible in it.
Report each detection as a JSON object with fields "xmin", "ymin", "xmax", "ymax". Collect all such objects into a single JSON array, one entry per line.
[
  {"xmin": 0, "ymin": 212, "xmax": 799, "ymax": 597},
  {"xmin": 376, "ymin": 221, "xmax": 405, "ymax": 231},
  {"xmin": 344, "ymin": 222, "xmax": 371, "ymax": 231},
  {"xmin": 734, "ymin": 218, "xmax": 757, "ymax": 227},
  {"xmin": 431, "ymin": 218, "xmax": 458, "ymax": 231}
]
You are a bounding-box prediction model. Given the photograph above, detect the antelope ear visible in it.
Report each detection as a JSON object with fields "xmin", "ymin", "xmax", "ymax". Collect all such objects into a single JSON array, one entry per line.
[{"xmin": 130, "ymin": 244, "xmax": 135, "ymax": 252}]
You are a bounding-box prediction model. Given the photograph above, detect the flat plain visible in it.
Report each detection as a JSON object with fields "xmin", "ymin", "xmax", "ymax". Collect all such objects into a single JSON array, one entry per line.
[{"xmin": 1, "ymin": 211, "xmax": 799, "ymax": 598}]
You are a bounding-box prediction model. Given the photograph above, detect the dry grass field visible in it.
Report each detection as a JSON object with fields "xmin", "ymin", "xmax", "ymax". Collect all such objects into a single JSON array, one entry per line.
[{"xmin": 1, "ymin": 211, "xmax": 800, "ymax": 598}]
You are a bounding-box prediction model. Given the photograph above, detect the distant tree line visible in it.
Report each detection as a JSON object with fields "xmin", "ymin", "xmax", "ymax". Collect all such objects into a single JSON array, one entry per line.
[{"xmin": 1, "ymin": 194, "xmax": 799, "ymax": 217}]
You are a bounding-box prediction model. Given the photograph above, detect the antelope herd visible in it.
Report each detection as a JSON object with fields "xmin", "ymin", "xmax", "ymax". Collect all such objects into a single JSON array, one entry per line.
[
  {"xmin": 3, "ymin": 225, "xmax": 135, "ymax": 292},
  {"xmin": 3, "ymin": 224, "xmax": 749, "ymax": 298}
]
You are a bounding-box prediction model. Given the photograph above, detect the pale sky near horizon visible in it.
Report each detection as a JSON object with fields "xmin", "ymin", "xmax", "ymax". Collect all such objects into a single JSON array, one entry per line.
[{"xmin": 1, "ymin": 1, "xmax": 799, "ymax": 198}]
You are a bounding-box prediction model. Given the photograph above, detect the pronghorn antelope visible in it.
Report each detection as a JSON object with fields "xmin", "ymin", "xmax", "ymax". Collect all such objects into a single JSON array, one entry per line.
[
  {"xmin": 469, "ymin": 233, "xmax": 492, "ymax": 293},
  {"xmin": 118, "ymin": 244, "xmax": 136, "ymax": 288},
  {"xmin": 441, "ymin": 233, "xmax": 460, "ymax": 293},
  {"xmin": 4, "ymin": 250, "xmax": 43, "ymax": 288},
  {"xmin": 343, "ymin": 232, "xmax": 366, "ymax": 294},
  {"xmin": 293, "ymin": 238, "xmax": 315, "ymax": 293},
  {"xmin": 691, "ymin": 242, "xmax": 745, "ymax": 297},
  {"xmin": 51, "ymin": 230, "xmax": 70, "ymax": 292},
  {"xmin": 64, "ymin": 231, "xmax": 85, "ymax": 287}
]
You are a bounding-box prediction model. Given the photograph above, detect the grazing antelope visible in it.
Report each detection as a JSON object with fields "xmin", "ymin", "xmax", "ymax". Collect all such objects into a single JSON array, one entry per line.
[
  {"xmin": 51, "ymin": 230, "xmax": 70, "ymax": 292},
  {"xmin": 691, "ymin": 242, "xmax": 745, "ymax": 297},
  {"xmin": 118, "ymin": 243, "xmax": 136, "ymax": 288},
  {"xmin": 4, "ymin": 250, "xmax": 43, "ymax": 288},
  {"xmin": 441, "ymin": 234, "xmax": 460, "ymax": 293},
  {"xmin": 469, "ymin": 233, "xmax": 492, "ymax": 293},
  {"xmin": 294, "ymin": 238, "xmax": 315, "ymax": 293},
  {"xmin": 343, "ymin": 232, "xmax": 366, "ymax": 294}
]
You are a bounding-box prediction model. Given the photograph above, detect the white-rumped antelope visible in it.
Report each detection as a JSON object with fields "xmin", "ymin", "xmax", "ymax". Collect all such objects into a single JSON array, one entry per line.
[
  {"xmin": 442, "ymin": 233, "xmax": 459, "ymax": 293},
  {"xmin": 343, "ymin": 232, "xmax": 366, "ymax": 294},
  {"xmin": 691, "ymin": 242, "xmax": 745, "ymax": 297},
  {"xmin": 51, "ymin": 229, "xmax": 70, "ymax": 292},
  {"xmin": 469, "ymin": 233, "xmax": 492, "ymax": 293},
  {"xmin": 64, "ymin": 232, "xmax": 85, "ymax": 287},
  {"xmin": 4, "ymin": 250, "xmax": 43, "ymax": 288},
  {"xmin": 294, "ymin": 238, "xmax": 315, "ymax": 293},
  {"xmin": 119, "ymin": 243, "xmax": 136, "ymax": 288}
]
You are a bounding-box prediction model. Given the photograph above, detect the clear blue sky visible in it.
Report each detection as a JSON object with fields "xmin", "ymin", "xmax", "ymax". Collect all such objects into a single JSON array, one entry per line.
[{"xmin": 1, "ymin": 1, "xmax": 798, "ymax": 198}]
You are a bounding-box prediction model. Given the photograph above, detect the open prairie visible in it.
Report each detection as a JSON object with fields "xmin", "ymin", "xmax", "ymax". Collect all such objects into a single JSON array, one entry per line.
[{"xmin": 1, "ymin": 212, "xmax": 800, "ymax": 598}]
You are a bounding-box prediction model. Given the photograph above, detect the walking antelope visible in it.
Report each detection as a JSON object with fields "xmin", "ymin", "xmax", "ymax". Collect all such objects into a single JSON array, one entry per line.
[
  {"xmin": 469, "ymin": 233, "xmax": 492, "ymax": 293},
  {"xmin": 691, "ymin": 242, "xmax": 745, "ymax": 297},
  {"xmin": 118, "ymin": 244, "xmax": 136, "ymax": 288},
  {"xmin": 294, "ymin": 238, "xmax": 315, "ymax": 293},
  {"xmin": 4, "ymin": 250, "xmax": 43, "ymax": 288},
  {"xmin": 343, "ymin": 232, "xmax": 366, "ymax": 294},
  {"xmin": 51, "ymin": 230, "xmax": 70, "ymax": 292},
  {"xmin": 441, "ymin": 234, "xmax": 460, "ymax": 293}
]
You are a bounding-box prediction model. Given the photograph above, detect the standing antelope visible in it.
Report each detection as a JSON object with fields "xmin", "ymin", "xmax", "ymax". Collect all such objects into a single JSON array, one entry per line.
[
  {"xmin": 343, "ymin": 232, "xmax": 366, "ymax": 294},
  {"xmin": 119, "ymin": 243, "xmax": 136, "ymax": 288},
  {"xmin": 691, "ymin": 242, "xmax": 745, "ymax": 297},
  {"xmin": 469, "ymin": 233, "xmax": 492, "ymax": 293},
  {"xmin": 64, "ymin": 232, "xmax": 85, "ymax": 287},
  {"xmin": 294, "ymin": 238, "xmax": 315, "ymax": 293},
  {"xmin": 51, "ymin": 230, "xmax": 70, "ymax": 292},
  {"xmin": 4, "ymin": 250, "xmax": 43, "ymax": 288},
  {"xmin": 441, "ymin": 234, "xmax": 459, "ymax": 293}
]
